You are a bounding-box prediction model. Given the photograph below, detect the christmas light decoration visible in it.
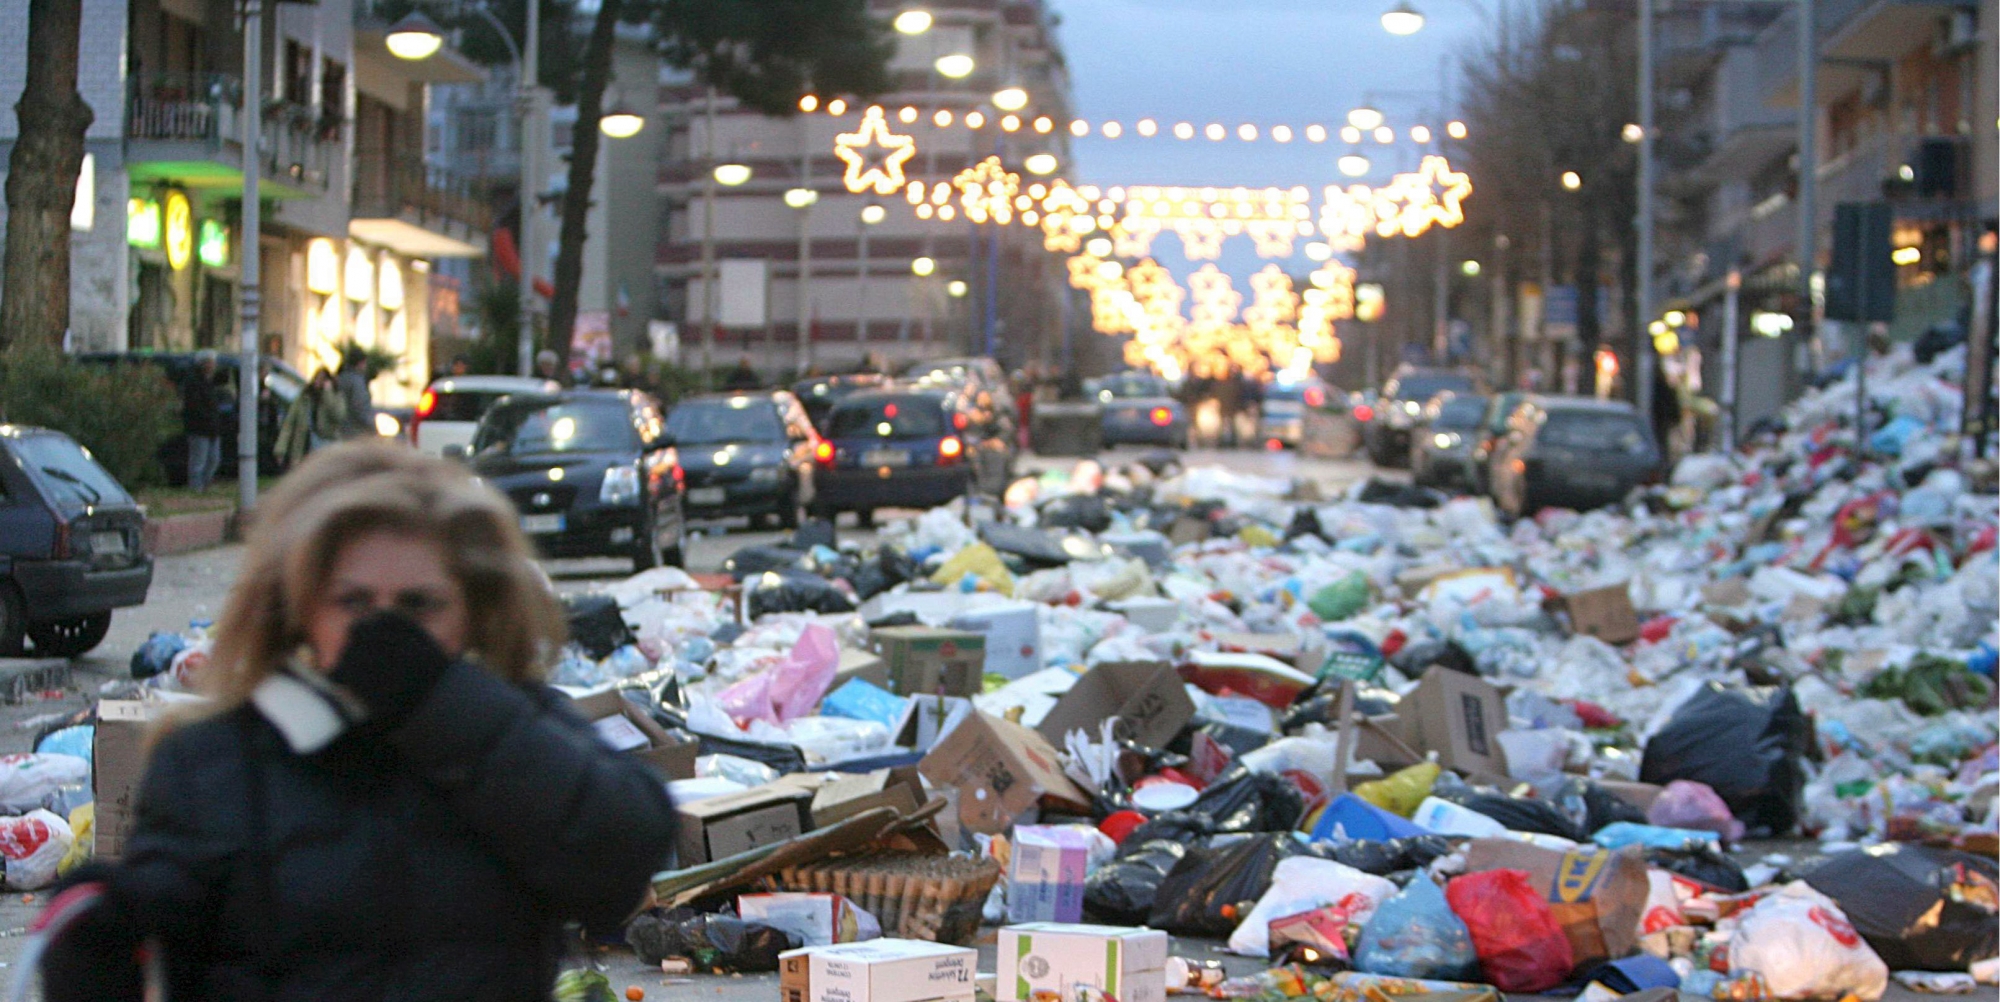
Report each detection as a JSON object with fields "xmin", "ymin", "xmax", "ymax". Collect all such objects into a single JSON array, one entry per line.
[
  {"xmin": 834, "ymin": 106, "xmax": 917, "ymax": 195},
  {"xmin": 952, "ymin": 156, "xmax": 1021, "ymax": 225}
]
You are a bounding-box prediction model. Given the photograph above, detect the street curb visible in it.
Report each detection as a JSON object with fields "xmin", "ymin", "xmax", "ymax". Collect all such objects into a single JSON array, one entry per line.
[{"xmin": 144, "ymin": 509, "xmax": 239, "ymax": 556}]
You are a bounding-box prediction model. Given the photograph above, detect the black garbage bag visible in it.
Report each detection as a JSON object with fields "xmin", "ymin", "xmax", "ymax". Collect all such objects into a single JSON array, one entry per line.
[
  {"xmin": 790, "ymin": 519, "xmax": 837, "ymax": 550},
  {"xmin": 851, "ymin": 547, "xmax": 920, "ymax": 601},
  {"xmin": 723, "ymin": 545, "xmax": 807, "ymax": 580},
  {"xmin": 130, "ymin": 631, "xmax": 186, "ymax": 680},
  {"xmin": 1645, "ymin": 844, "xmax": 1748, "ymax": 893},
  {"xmin": 1085, "ymin": 839, "xmax": 1187, "ymax": 923},
  {"xmin": 564, "ymin": 595, "xmax": 634, "ymax": 660},
  {"xmin": 694, "ymin": 732, "xmax": 807, "ymax": 775},
  {"xmin": 1357, "ymin": 478, "xmax": 1446, "ymax": 509},
  {"xmin": 745, "ymin": 569, "xmax": 857, "ymax": 618},
  {"xmin": 1639, "ymin": 682, "xmax": 1811, "ymax": 836},
  {"xmin": 1434, "ymin": 785, "xmax": 1585, "ymax": 842},
  {"xmin": 1169, "ymin": 720, "xmax": 1274, "ymax": 760},
  {"xmin": 1389, "ymin": 638, "xmax": 1477, "ymax": 678},
  {"xmin": 1323, "ymin": 835, "xmax": 1461, "ymax": 876},
  {"xmin": 1803, "ymin": 844, "xmax": 1999, "ymax": 971},
  {"xmin": 1186, "ymin": 768, "xmax": 1306, "ymax": 833},
  {"xmin": 1148, "ymin": 832, "xmax": 1304, "ymax": 936},
  {"xmin": 1120, "ymin": 810, "xmax": 1220, "ymax": 848},
  {"xmin": 1548, "ymin": 776, "xmax": 1649, "ymax": 835},
  {"xmin": 1283, "ymin": 684, "xmax": 1401, "ymax": 731},
  {"xmin": 981, "ymin": 523, "xmax": 1077, "ymax": 566},
  {"xmin": 626, "ymin": 909, "xmax": 800, "ymax": 972},
  {"xmin": 1284, "ymin": 505, "xmax": 1326, "ymax": 543},
  {"xmin": 1041, "ymin": 494, "xmax": 1113, "ymax": 533}
]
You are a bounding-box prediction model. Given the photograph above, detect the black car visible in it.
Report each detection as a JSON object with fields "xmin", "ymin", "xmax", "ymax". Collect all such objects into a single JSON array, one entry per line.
[
  {"xmin": 0, "ymin": 426, "xmax": 152, "ymax": 656},
  {"xmin": 1362, "ymin": 367, "xmax": 1483, "ymax": 467},
  {"xmin": 76, "ymin": 351, "xmax": 308, "ymax": 484},
  {"xmin": 458, "ymin": 390, "xmax": 687, "ymax": 570},
  {"xmin": 811, "ymin": 387, "xmax": 1012, "ymax": 525},
  {"xmin": 1409, "ymin": 392, "xmax": 1489, "ymax": 492},
  {"xmin": 1086, "ymin": 371, "xmax": 1190, "ymax": 448},
  {"xmin": 1487, "ymin": 397, "xmax": 1664, "ymax": 517},
  {"xmin": 667, "ymin": 391, "xmax": 821, "ymax": 530},
  {"xmin": 1470, "ymin": 391, "xmax": 1527, "ymax": 492},
  {"xmin": 792, "ymin": 373, "xmax": 889, "ymax": 433}
]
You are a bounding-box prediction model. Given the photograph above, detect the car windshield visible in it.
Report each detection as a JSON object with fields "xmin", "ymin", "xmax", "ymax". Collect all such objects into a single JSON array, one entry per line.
[
  {"xmin": 1387, "ymin": 374, "xmax": 1474, "ymax": 401},
  {"xmin": 666, "ymin": 398, "xmax": 786, "ymax": 444},
  {"xmin": 828, "ymin": 396, "xmax": 948, "ymax": 438},
  {"xmin": 13, "ymin": 435, "xmax": 132, "ymax": 507},
  {"xmin": 429, "ymin": 391, "xmax": 510, "ymax": 423},
  {"xmin": 1541, "ymin": 411, "xmax": 1654, "ymax": 454},
  {"xmin": 1434, "ymin": 396, "xmax": 1487, "ymax": 429},
  {"xmin": 475, "ymin": 400, "xmax": 636, "ymax": 455},
  {"xmin": 1091, "ymin": 374, "xmax": 1168, "ymax": 400}
]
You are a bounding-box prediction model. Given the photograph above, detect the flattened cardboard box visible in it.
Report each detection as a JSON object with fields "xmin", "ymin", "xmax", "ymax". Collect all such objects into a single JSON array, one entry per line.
[
  {"xmin": 1561, "ymin": 583, "xmax": 1640, "ymax": 645},
  {"xmin": 675, "ymin": 785, "xmax": 813, "ymax": 866},
  {"xmin": 780, "ymin": 939, "xmax": 976, "ymax": 1002},
  {"xmin": 995, "ymin": 923, "xmax": 1169, "ymax": 1002},
  {"xmin": 873, "ymin": 626, "xmax": 986, "ymax": 698},
  {"xmin": 1394, "ymin": 667, "xmax": 1509, "ymax": 781},
  {"xmin": 1035, "ymin": 661, "xmax": 1195, "ymax": 750},
  {"xmin": 570, "ymin": 689, "xmax": 698, "ymax": 780},
  {"xmin": 919, "ymin": 711, "xmax": 1090, "ymax": 834},
  {"xmin": 771, "ymin": 767, "xmax": 924, "ymax": 827}
]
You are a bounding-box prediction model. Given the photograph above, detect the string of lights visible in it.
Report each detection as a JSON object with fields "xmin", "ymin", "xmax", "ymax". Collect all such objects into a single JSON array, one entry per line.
[{"xmin": 800, "ymin": 96, "xmax": 1467, "ymax": 146}]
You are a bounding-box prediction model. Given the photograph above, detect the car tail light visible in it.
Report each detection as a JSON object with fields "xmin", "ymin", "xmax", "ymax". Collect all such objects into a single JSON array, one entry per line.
[
  {"xmin": 814, "ymin": 441, "xmax": 835, "ymax": 465},
  {"xmin": 938, "ymin": 436, "xmax": 964, "ymax": 462},
  {"xmin": 953, "ymin": 412, "xmax": 969, "ymax": 430},
  {"xmin": 1304, "ymin": 387, "xmax": 1325, "ymax": 408},
  {"xmin": 1511, "ymin": 458, "xmax": 1527, "ymax": 474},
  {"xmin": 1150, "ymin": 407, "xmax": 1172, "ymax": 427},
  {"xmin": 1265, "ymin": 437, "xmax": 1283, "ymax": 451},
  {"xmin": 416, "ymin": 389, "xmax": 437, "ymax": 419},
  {"xmin": 1354, "ymin": 404, "xmax": 1375, "ymax": 423}
]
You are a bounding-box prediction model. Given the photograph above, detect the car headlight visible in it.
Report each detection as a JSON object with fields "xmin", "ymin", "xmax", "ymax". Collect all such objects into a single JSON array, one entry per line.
[
  {"xmin": 748, "ymin": 466, "xmax": 783, "ymax": 483},
  {"xmin": 374, "ymin": 412, "xmax": 402, "ymax": 438},
  {"xmin": 600, "ymin": 465, "xmax": 641, "ymax": 505},
  {"xmin": 1433, "ymin": 432, "xmax": 1460, "ymax": 449}
]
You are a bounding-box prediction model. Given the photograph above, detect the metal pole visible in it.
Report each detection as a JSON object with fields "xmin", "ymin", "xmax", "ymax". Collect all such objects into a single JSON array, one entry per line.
[
  {"xmin": 1636, "ymin": 0, "xmax": 1657, "ymax": 418},
  {"xmin": 1433, "ymin": 230, "xmax": 1450, "ymax": 362},
  {"xmin": 1721, "ymin": 269, "xmax": 1741, "ymax": 451},
  {"xmin": 857, "ymin": 214, "xmax": 871, "ymax": 345},
  {"xmin": 796, "ymin": 121, "xmax": 813, "ymax": 376},
  {"xmin": 1491, "ymin": 235, "xmax": 1509, "ymax": 387},
  {"xmin": 1797, "ymin": 0, "xmax": 1819, "ymax": 407},
  {"xmin": 516, "ymin": 0, "xmax": 540, "ymax": 376},
  {"xmin": 700, "ymin": 86, "xmax": 717, "ymax": 381},
  {"xmin": 238, "ymin": 0, "xmax": 262, "ymax": 509}
]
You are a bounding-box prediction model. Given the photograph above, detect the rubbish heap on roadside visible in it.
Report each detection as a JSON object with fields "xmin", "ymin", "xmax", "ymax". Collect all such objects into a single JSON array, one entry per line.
[{"xmin": 79, "ymin": 343, "xmax": 2000, "ymax": 999}]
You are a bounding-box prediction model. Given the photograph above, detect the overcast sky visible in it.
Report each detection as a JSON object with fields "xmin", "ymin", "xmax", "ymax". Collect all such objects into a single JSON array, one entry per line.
[{"xmin": 1048, "ymin": 0, "xmax": 1490, "ymax": 282}]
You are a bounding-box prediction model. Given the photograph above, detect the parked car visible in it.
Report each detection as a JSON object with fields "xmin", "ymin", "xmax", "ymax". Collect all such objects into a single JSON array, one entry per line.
[
  {"xmin": 411, "ymin": 376, "xmax": 565, "ymax": 455},
  {"xmin": 903, "ymin": 356, "xmax": 1018, "ymax": 431},
  {"xmin": 666, "ymin": 391, "xmax": 820, "ymax": 529},
  {"xmin": 1085, "ymin": 371, "xmax": 1189, "ymax": 448},
  {"xmin": 1258, "ymin": 375, "xmax": 1333, "ymax": 448},
  {"xmin": 1487, "ymin": 397, "xmax": 1664, "ymax": 517},
  {"xmin": 456, "ymin": 390, "xmax": 686, "ymax": 570},
  {"xmin": 76, "ymin": 350, "xmax": 307, "ymax": 483},
  {"xmin": 1408, "ymin": 392, "xmax": 1489, "ymax": 491},
  {"xmin": 1362, "ymin": 366, "xmax": 1483, "ymax": 467},
  {"xmin": 811, "ymin": 387, "xmax": 1012, "ymax": 525},
  {"xmin": 793, "ymin": 373, "xmax": 890, "ymax": 433},
  {"xmin": 0, "ymin": 426, "xmax": 152, "ymax": 656},
  {"xmin": 1469, "ymin": 391, "xmax": 1527, "ymax": 492}
]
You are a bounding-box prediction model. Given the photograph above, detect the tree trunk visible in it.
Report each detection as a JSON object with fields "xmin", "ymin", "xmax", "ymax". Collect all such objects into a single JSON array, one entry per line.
[
  {"xmin": 0, "ymin": 0, "xmax": 94, "ymax": 353},
  {"xmin": 545, "ymin": 0, "xmax": 623, "ymax": 370}
]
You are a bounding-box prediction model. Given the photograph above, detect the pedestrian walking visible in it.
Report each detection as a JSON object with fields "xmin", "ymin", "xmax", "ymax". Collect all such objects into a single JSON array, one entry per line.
[
  {"xmin": 723, "ymin": 354, "xmax": 760, "ymax": 390},
  {"xmin": 179, "ymin": 351, "xmax": 223, "ymax": 491},
  {"xmin": 1214, "ymin": 363, "xmax": 1242, "ymax": 448},
  {"xmin": 534, "ymin": 349, "xmax": 563, "ymax": 383},
  {"xmin": 274, "ymin": 369, "xmax": 348, "ymax": 470},
  {"xmin": 336, "ymin": 346, "xmax": 377, "ymax": 439},
  {"xmin": 34, "ymin": 442, "xmax": 676, "ymax": 1001}
]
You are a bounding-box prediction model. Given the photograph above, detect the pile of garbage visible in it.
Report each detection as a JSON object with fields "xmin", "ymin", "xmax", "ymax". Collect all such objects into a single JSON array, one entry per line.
[{"xmin": 91, "ymin": 343, "xmax": 1998, "ymax": 996}]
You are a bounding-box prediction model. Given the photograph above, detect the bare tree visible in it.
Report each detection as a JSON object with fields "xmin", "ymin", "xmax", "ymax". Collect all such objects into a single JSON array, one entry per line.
[{"xmin": 1, "ymin": 0, "xmax": 95, "ymax": 352}]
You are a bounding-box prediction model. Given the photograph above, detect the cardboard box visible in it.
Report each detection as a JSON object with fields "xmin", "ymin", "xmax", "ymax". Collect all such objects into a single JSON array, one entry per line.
[
  {"xmin": 919, "ymin": 711, "xmax": 1090, "ymax": 834},
  {"xmin": 1562, "ymin": 584, "xmax": 1640, "ymax": 645},
  {"xmin": 773, "ymin": 768, "xmax": 925, "ymax": 827},
  {"xmin": 1700, "ymin": 578, "xmax": 1752, "ymax": 608},
  {"xmin": 741, "ymin": 892, "xmax": 876, "ymax": 947},
  {"xmin": 1463, "ymin": 838, "xmax": 1649, "ymax": 968},
  {"xmin": 834, "ymin": 647, "xmax": 890, "ymax": 690},
  {"xmin": 893, "ymin": 695, "xmax": 973, "ymax": 752},
  {"xmin": 1394, "ymin": 667, "xmax": 1509, "ymax": 780},
  {"xmin": 874, "ymin": 626, "xmax": 986, "ymax": 698},
  {"xmin": 995, "ymin": 923, "xmax": 1169, "ymax": 1002},
  {"xmin": 93, "ymin": 698, "xmax": 177, "ymax": 861},
  {"xmin": 948, "ymin": 602, "xmax": 1042, "ymax": 680},
  {"xmin": 1107, "ymin": 596, "xmax": 1179, "ymax": 632},
  {"xmin": 569, "ymin": 689, "xmax": 698, "ymax": 780},
  {"xmin": 1035, "ymin": 661, "xmax": 1195, "ymax": 750},
  {"xmin": 1006, "ymin": 826, "xmax": 1095, "ymax": 923},
  {"xmin": 1167, "ymin": 515, "xmax": 1211, "ymax": 545},
  {"xmin": 675, "ymin": 784, "xmax": 814, "ymax": 865},
  {"xmin": 780, "ymin": 939, "xmax": 977, "ymax": 1002}
]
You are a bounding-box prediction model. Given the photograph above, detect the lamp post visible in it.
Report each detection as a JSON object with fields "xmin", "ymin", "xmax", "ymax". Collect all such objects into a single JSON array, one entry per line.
[
  {"xmin": 858, "ymin": 203, "xmax": 885, "ymax": 346},
  {"xmin": 238, "ymin": 0, "xmax": 263, "ymax": 510}
]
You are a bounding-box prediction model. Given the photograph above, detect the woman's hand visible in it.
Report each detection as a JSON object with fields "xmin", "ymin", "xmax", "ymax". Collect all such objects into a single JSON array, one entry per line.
[{"xmin": 330, "ymin": 612, "xmax": 453, "ymax": 730}]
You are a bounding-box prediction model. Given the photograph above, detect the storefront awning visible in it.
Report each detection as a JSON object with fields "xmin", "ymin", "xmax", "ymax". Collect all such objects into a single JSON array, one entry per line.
[{"xmin": 348, "ymin": 218, "xmax": 484, "ymax": 259}]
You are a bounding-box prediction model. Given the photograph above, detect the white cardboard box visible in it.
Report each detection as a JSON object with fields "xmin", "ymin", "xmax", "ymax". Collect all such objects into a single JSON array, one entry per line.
[
  {"xmin": 781, "ymin": 939, "xmax": 978, "ymax": 1002},
  {"xmin": 949, "ymin": 601, "xmax": 1042, "ymax": 680},
  {"xmin": 995, "ymin": 923, "xmax": 1169, "ymax": 1002}
]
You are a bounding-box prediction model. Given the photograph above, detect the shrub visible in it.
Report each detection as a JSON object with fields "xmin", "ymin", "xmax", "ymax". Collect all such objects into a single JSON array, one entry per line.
[{"xmin": 0, "ymin": 347, "xmax": 179, "ymax": 487}]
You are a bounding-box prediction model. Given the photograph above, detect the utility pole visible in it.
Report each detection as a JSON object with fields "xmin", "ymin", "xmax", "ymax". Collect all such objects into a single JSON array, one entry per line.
[
  {"xmin": 1635, "ymin": 0, "xmax": 1656, "ymax": 419},
  {"xmin": 699, "ymin": 86, "xmax": 718, "ymax": 380},
  {"xmin": 517, "ymin": 0, "xmax": 542, "ymax": 375},
  {"xmin": 795, "ymin": 119, "xmax": 814, "ymax": 376},
  {"xmin": 1721, "ymin": 269, "xmax": 1741, "ymax": 451},
  {"xmin": 238, "ymin": 0, "xmax": 262, "ymax": 510},
  {"xmin": 1795, "ymin": 0, "xmax": 1818, "ymax": 402}
]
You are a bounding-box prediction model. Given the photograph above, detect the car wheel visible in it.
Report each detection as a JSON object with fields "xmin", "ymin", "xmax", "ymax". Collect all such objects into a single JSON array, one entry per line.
[
  {"xmin": 27, "ymin": 611, "xmax": 111, "ymax": 659},
  {"xmin": 0, "ymin": 585, "xmax": 23, "ymax": 657}
]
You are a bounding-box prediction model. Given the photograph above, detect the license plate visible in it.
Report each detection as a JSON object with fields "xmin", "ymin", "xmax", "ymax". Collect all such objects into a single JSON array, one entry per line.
[
  {"xmin": 520, "ymin": 513, "xmax": 565, "ymax": 534},
  {"xmin": 863, "ymin": 449, "xmax": 910, "ymax": 467},
  {"xmin": 688, "ymin": 487, "xmax": 726, "ymax": 506},
  {"xmin": 91, "ymin": 531, "xmax": 126, "ymax": 556}
]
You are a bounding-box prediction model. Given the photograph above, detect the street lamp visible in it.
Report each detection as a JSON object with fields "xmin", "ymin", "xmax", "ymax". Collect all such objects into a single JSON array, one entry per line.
[
  {"xmin": 992, "ymin": 86, "xmax": 1029, "ymax": 111},
  {"xmin": 1338, "ymin": 154, "xmax": 1371, "ymax": 177},
  {"xmin": 934, "ymin": 54, "xmax": 976, "ymax": 79},
  {"xmin": 713, "ymin": 163, "xmax": 753, "ymax": 186},
  {"xmin": 1446, "ymin": 120, "xmax": 1467, "ymax": 139},
  {"xmin": 912, "ymin": 257, "xmax": 937, "ymax": 277},
  {"xmin": 1347, "ymin": 107, "xmax": 1385, "ymax": 131},
  {"xmin": 1460, "ymin": 259, "xmax": 1481, "ymax": 276},
  {"xmin": 1023, "ymin": 152, "xmax": 1059, "ymax": 175},
  {"xmin": 783, "ymin": 187, "xmax": 819, "ymax": 209},
  {"xmin": 1381, "ymin": 2, "xmax": 1426, "ymax": 35},
  {"xmin": 385, "ymin": 12, "xmax": 446, "ymax": 61},
  {"xmin": 947, "ymin": 280, "xmax": 968, "ymax": 298},
  {"xmin": 893, "ymin": 9, "xmax": 933, "ymax": 34},
  {"xmin": 599, "ymin": 102, "xmax": 644, "ymax": 139},
  {"xmin": 1560, "ymin": 171, "xmax": 1582, "ymax": 191}
]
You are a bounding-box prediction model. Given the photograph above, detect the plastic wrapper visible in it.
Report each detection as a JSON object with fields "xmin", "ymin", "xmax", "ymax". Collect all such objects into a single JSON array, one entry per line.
[
  {"xmin": 1646, "ymin": 779, "xmax": 1745, "ymax": 842},
  {"xmin": 1083, "ymin": 838, "xmax": 1186, "ymax": 923},
  {"xmin": 1802, "ymin": 844, "xmax": 1999, "ymax": 972},
  {"xmin": 1226, "ymin": 856, "xmax": 1396, "ymax": 957},
  {"xmin": 1729, "ymin": 883, "xmax": 1887, "ymax": 1002},
  {"xmin": 780, "ymin": 715, "xmax": 891, "ymax": 764},
  {"xmin": 715, "ymin": 624, "xmax": 840, "ymax": 726},
  {"xmin": 1443, "ymin": 868, "xmax": 1574, "ymax": 993},
  {"xmin": 1638, "ymin": 682, "xmax": 1811, "ymax": 836},
  {"xmin": 930, "ymin": 542, "xmax": 1015, "ymax": 593},
  {"xmin": 1148, "ymin": 832, "xmax": 1303, "ymax": 936},
  {"xmin": 1353, "ymin": 763, "xmax": 1440, "ymax": 818},
  {"xmin": 625, "ymin": 908, "xmax": 801, "ymax": 972},
  {"xmin": 1353, "ymin": 876, "xmax": 1479, "ymax": 981}
]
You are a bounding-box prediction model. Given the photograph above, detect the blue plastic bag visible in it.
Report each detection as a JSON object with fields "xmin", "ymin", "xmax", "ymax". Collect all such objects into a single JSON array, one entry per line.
[
  {"xmin": 1312, "ymin": 793, "xmax": 1433, "ymax": 842},
  {"xmin": 33, "ymin": 725, "xmax": 93, "ymax": 765},
  {"xmin": 1591, "ymin": 820, "xmax": 1720, "ymax": 850},
  {"xmin": 130, "ymin": 631, "xmax": 186, "ymax": 680},
  {"xmin": 819, "ymin": 678, "xmax": 908, "ymax": 729},
  {"xmin": 1352, "ymin": 874, "xmax": 1478, "ymax": 981}
]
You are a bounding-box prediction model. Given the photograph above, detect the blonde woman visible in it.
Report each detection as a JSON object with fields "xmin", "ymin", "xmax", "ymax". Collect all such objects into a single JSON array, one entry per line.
[{"xmin": 39, "ymin": 442, "xmax": 675, "ymax": 1000}]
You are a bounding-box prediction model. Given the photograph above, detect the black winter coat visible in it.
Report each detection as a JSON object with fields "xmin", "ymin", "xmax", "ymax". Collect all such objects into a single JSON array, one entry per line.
[
  {"xmin": 107, "ymin": 662, "xmax": 676, "ymax": 1001},
  {"xmin": 182, "ymin": 373, "xmax": 223, "ymax": 437}
]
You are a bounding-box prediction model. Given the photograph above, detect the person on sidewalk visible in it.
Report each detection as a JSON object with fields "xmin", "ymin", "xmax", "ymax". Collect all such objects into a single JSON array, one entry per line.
[
  {"xmin": 35, "ymin": 443, "xmax": 677, "ymax": 1001},
  {"xmin": 274, "ymin": 368, "xmax": 348, "ymax": 470},
  {"xmin": 336, "ymin": 345, "xmax": 377, "ymax": 439},
  {"xmin": 179, "ymin": 352, "xmax": 223, "ymax": 491}
]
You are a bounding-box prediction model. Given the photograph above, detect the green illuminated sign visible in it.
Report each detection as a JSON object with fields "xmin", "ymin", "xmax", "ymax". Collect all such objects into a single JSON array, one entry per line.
[
  {"xmin": 197, "ymin": 219, "xmax": 229, "ymax": 268},
  {"xmin": 126, "ymin": 198, "xmax": 161, "ymax": 247}
]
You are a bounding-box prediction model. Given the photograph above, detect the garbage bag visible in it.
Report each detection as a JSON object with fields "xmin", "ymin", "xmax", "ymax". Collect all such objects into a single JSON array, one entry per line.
[
  {"xmin": 1353, "ymin": 876, "xmax": 1479, "ymax": 981},
  {"xmin": 1226, "ymin": 855, "xmax": 1397, "ymax": 957},
  {"xmin": 1638, "ymin": 682, "xmax": 1811, "ymax": 837},
  {"xmin": 1389, "ymin": 639, "xmax": 1476, "ymax": 678},
  {"xmin": 130, "ymin": 631, "xmax": 186, "ymax": 680},
  {"xmin": 1285, "ymin": 506, "xmax": 1326, "ymax": 543},
  {"xmin": 1645, "ymin": 844, "xmax": 1748, "ymax": 893},
  {"xmin": 1186, "ymin": 769, "xmax": 1306, "ymax": 834},
  {"xmin": 1728, "ymin": 883, "xmax": 1886, "ymax": 1001},
  {"xmin": 1646, "ymin": 779, "xmax": 1745, "ymax": 842},
  {"xmin": 1325, "ymin": 835, "xmax": 1460, "ymax": 877},
  {"xmin": 561, "ymin": 594, "xmax": 634, "ymax": 661},
  {"xmin": 1308, "ymin": 572, "xmax": 1372, "ymax": 622},
  {"xmin": 723, "ymin": 544, "xmax": 807, "ymax": 580},
  {"xmin": 0, "ymin": 809, "xmax": 74, "ymax": 891},
  {"xmin": 0, "ymin": 754, "xmax": 90, "ymax": 815},
  {"xmin": 625, "ymin": 908, "xmax": 801, "ymax": 972},
  {"xmin": 1434, "ymin": 786, "xmax": 1583, "ymax": 842},
  {"xmin": 1041, "ymin": 494, "xmax": 1113, "ymax": 533},
  {"xmin": 1085, "ymin": 839, "xmax": 1188, "ymax": 924},
  {"xmin": 693, "ymin": 732, "xmax": 807, "ymax": 776},
  {"xmin": 1443, "ymin": 868, "xmax": 1575, "ymax": 993},
  {"xmin": 851, "ymin": 547, "xmax": 919, "ymax": 601},
  {"xmin": 1311, "ymin": 794, "xmax": 1433, "ymax": 843},
  {"xmin": 745, "ymin": 569, "xmax": 857, "ymax": 618},
  {"xmin": 1547, "ymin": 776, "xmax": 1647, "ymax": 835},
  {"xmin": 715, "ymin": 624, "xmax": 840, "ymax": 726},
  {"xmin": 1357, "ymin": 479, "xmax": 1445, "ymax": 509},
  {"xmin": 1354, "ymin": 763, "xmax": 1440, "ymax": 818},
  {"xmin": 32, "ymin": 725, "xmax": 92, "ymax": 765},
  {"xmin": 1149, "ymin": 832, "xmax": 1304, "ymax": 936},
  {"xmin": 930, "ymin": 542, "xmax": 1016, "ymax": 593},
  {"xmin": 1803, "ymin": 844, "xmax": 1999, "ymax": 972}
]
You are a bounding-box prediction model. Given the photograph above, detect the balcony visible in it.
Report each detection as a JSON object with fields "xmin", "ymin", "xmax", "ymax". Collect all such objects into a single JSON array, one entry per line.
[
  {"xmin": 1664, "ymin": 48, "xmax": 1797, "ymax": 195},
  {"xmin": 350, "ymin": 156, "xmax": 490, "ymax": 258},
  {"xmin": 125, "ymin": 73, "xmax": 341, "ymax": 199}
]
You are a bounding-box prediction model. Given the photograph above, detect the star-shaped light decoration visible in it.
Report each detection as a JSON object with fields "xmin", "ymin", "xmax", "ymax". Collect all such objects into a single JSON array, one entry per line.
[
  {"xmin": 834, "ymin": 106, "xmax": 918, "ymax": 196},
  {"xmin": 1187, "ymin": 264, "xmax": 1241, "ymax": 328},
  {"xmin": 1374, "ymin": 155, "xmax": 1472, "ymax": 238},
  {"xmin": 1174, "ymin": 220, "xmax": 1227, "ymax": 261},
  {"xmin": 952, "ymin": 157, "xmax": 1021, "ymax": 225}
]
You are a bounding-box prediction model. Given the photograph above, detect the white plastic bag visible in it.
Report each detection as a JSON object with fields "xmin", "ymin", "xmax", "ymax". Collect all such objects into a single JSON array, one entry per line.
[
  {"xmin": 1225, "ymin": 856, "xmax": 1396, "ymax": 957},
  {"xmin": 1729, "ymin": 882, "xmax": 1887, "ymax": 1001},
  {"xmin": 0, "ymin": 755, "xmax": 90, "ymax": 815},
  {"xmin": 0, "ymin": 809, "xmax": 74, "ymax": 891}
]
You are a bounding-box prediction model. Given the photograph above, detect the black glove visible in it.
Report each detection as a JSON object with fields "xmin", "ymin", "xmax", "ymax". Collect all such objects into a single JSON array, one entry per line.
[
  {"xmin": 329, "ymin": 612, "xmax": 452, "ymax": 731},
  {"xmin": 38, "ymin": 864, "xmax": 144, "ymax": 1002}
]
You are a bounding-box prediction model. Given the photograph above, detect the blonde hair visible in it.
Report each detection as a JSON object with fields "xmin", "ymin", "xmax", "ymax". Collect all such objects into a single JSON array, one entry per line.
[{"xmin": 203, "ymin": 441, "xmax": 565, "ymax": 706}]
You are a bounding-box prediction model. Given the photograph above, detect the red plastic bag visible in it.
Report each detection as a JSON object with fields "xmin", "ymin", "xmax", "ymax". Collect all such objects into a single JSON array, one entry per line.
[{"xmin": 1444, "ymin": 868, "xmax": 1575, "ymax": 992}]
